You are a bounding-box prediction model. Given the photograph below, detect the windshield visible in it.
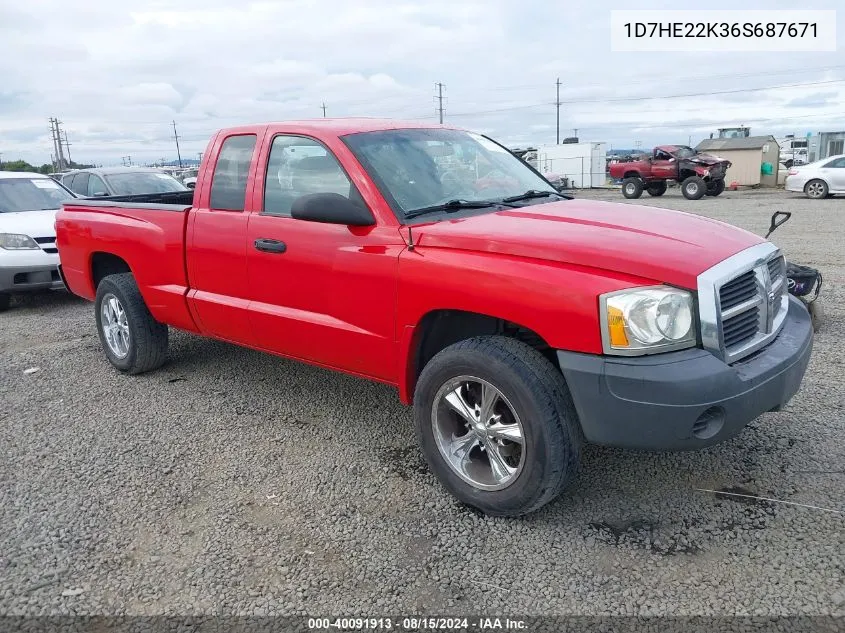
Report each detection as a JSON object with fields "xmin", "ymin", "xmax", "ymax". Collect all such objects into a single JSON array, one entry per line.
[
  {"xmin": 104, "ymin": 172, "xmax": 188, "ymax": 195},
  {"xmin": 343, "ymin": 128, "xmax": 558, "ymax": 217},
  {"xmin": 0, "ymin": 177, "xmax": 74, "ymax": 213},
  {"xmin": 672, "ymin": 146, "xmax": 697, "ymax": 159}
]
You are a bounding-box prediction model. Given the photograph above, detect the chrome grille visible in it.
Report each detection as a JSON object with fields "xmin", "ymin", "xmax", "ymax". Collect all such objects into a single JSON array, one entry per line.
[
  {"xmin": 719, "ymin": 270, "xmax": 757, "ymax": 310},
  {"xmin": 723, "ymin": 305, "xmax": 760, "ymax": 348},
  {"xmin": 698, "ymin": 243, "xmax": 790, "ymax": 364}
]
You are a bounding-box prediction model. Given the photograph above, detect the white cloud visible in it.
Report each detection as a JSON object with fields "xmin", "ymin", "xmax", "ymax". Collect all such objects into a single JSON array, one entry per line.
[{"xmin": 1, "ymin": 0, "xmax": 844, "ymax": 166}]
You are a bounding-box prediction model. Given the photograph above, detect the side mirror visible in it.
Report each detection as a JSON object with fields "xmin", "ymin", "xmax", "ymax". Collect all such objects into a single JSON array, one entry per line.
[{"xmin": 290, "ymin": 192, "xmax": 375, "ymax": 227}]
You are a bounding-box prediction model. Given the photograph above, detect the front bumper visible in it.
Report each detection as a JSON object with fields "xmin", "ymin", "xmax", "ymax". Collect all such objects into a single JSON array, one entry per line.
[
  {"xmin": 557, "ymin": 296, "xmax": 813, "ymax": 450},
  {"xmin": 0, "ymin": 264, "xmax": 64, "ymax": 293}
]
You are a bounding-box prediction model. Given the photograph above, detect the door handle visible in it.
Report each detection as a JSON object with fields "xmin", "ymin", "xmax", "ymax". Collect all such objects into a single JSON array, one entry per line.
[{"xmin": 254, "ymin": 238, "xmax": 287, "ymax": 254}]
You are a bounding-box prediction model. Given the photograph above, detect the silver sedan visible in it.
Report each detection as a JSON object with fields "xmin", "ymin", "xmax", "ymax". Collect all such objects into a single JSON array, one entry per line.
[{"xmin": 785, "ymin": 154, "xmax": 845, "ymax": 199}]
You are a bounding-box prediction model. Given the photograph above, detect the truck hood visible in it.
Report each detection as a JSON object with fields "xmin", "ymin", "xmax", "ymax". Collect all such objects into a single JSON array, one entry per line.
[
  {"xmin": 687, "ymin": 152, "xmax": 730, "ymax": 166},
  {"xmin": 413, "ymin": 200, "xmax": 763, "ymax": 289},
  {"xmin": 0, "ymin": 209, "xmax": 59, "ymax": 239}
]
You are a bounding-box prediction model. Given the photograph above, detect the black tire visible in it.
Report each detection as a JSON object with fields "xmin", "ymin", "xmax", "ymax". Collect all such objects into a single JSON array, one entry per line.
[
  {"xmin": 646, "ymin": 181, "xmax": 667, "ymax": 197},
  {"xmin": 0, "ymin": 293, "xmax": 10, "ymax": 312},
  {"xmin": 94, "ymin": 273, "xmax": 168, "ymax": 374},
  {"xmin": 621, "ymin": 177, "xmax": 643, "ymax": 199},
  {"xmin": 705, "ymin": 178, "xmax": 725, "ymax": 197},
  {"xmin": 413, "ymin": 336, "xmax": 582, "ymax": 517},
  {"xmin": 804, "ymin": 179, "xmax": 828, "ymax": 199},
  {"xmin": 681, "ymin": 176, "xmax": 706, "ymax": 200}
]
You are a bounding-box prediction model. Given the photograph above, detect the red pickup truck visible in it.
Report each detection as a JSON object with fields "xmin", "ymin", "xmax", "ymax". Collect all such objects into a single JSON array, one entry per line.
[
  {"xmin": 56, "ymin": 120, "xmax": 813, "ymax": 516},
  {"xmin": 608, "ymin": 145, "xmax": 731, "ymax": 200}
]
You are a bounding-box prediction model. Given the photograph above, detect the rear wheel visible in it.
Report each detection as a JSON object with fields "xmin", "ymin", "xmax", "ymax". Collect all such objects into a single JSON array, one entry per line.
[
  {"xmin": 805, "ymin": 179, "xmax": 828, "ymax": 199},
  {"xmin": 95, "ymin": 273, "xmax": 168, "ymax": 374},
  {"xmin": 681, "ymin": 176, "xmax": 706, "ymax": 200},
  {"xmin": 0, "ymin": 293, "xmax": 10, "ymax": 312},
  {"xmin": 646, "ymin": 181, "xmax": 667, "ymax": 197},
  {"xmin": 705, "ymin": 178, "xmax": 725, "ymax": 197},
  {"xmin": 414, "ymin": 336, "xmax": 582, "ymax": 517},
  {"xmin": 622, "ymin": 177, "xmax": 643, "ymax": 199}
]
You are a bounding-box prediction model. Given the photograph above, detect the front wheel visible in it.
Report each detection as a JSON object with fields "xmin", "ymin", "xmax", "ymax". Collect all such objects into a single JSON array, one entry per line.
[
  {"xmin": 621, "ymin": 177, "xmax": 643, "ymax": 199},
  {"xmin": 95, "ymin": 273, "xmax": 169, "ymax": 374},
  {"xmin": 413, "ymin": 336, "xmax": 582, "ymax": 517},
  {"xmin": 681, "ymin": 176, "xmax": 706, "ymax": 200},
  {"xmin": 805, "ymin": 179, "xmax": 829, "ymax": 199}
]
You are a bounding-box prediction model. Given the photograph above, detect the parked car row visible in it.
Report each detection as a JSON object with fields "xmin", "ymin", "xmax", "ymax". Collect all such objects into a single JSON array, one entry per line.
[
  {"xmin": 59, "ymin": 167, "xmax": 189, "ymax": 197},
  {"xmin": 0, "ymin": 172, "xmax": 76, "ymax": 311}
]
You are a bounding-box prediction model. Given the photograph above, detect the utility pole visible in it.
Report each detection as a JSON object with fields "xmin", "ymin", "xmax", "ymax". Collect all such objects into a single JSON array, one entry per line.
[
  {"xmin": 49, "ymin": 118, "xmax": 66, "ymax": 170},
  {"xmin": 321, "ymin": 102, "xmax": 327, "ymax": 117},
  {"xmin": 573, "ymin": 128, "xmax": 578, "ymax": 138},
  {"xmin": 434, "ymin": 82, "xmax": 445, "ymax": 124},
  {"xmin": 555, "ymin": 78, "xmax": 562, "ymax": 145},
  {"xmin": 62, "ymin": 130, "xmax": 72, "ymax": 167},
  {"xmin": 172, "ymin": 120, "xmax": 183, "ymax": 168},
  {"xmin": 197, "ymin": 152, "xmax": 203, "ymax": 164}
]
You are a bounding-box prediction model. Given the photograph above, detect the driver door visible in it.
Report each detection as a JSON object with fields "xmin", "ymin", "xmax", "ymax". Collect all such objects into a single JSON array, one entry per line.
[
  {"xmin": 245, "ymin": 134, "xmax": 402, "ymax": 381},
  {"xmin": 650, "ymin": 150, "xmax": 676, "ymax": 179}
]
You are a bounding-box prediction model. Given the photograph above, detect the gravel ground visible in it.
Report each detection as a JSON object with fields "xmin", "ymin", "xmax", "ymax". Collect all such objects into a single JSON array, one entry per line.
[{"xmin": 1, "ymin": 188, "xmax": 843, "ymax": 618}]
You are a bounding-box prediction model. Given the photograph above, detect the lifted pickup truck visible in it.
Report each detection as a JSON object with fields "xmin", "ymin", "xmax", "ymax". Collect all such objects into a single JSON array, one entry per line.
[
  {"xmin": 56, "ymin": 120, "xmax": 813, "ymax": 516},
  {"xmin": 609, "ymin": 145, "xmax": 731, "ymax": 200}
]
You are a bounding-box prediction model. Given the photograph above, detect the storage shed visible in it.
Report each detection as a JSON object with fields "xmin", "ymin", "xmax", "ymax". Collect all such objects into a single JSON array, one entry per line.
[{"xmin": 695, "ymin": 135, "xmax": 780, "ymax": 187}]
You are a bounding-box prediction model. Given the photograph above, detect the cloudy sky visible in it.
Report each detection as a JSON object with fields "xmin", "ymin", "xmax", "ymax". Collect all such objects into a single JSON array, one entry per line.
[{"xmin": 1, "ymin": 0, "xmax": 843, "ymax": 166}]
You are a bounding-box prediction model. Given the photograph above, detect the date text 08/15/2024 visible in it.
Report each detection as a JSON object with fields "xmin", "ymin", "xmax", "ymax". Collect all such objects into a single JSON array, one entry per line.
[{"xmin": 307, "ymin": 617, "xmax": 527, "ymax": 630}]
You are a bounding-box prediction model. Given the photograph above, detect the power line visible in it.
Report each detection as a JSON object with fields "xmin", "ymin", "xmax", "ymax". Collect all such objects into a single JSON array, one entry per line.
[{"xmin": 439, "ymin": 78, "xmax": 845, "ymax": 119}]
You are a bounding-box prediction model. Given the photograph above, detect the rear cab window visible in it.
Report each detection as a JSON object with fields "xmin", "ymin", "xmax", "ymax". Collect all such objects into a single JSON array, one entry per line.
[{"xmin": 210, "ymin": 135, "xmax": 258, "ymax": 211}]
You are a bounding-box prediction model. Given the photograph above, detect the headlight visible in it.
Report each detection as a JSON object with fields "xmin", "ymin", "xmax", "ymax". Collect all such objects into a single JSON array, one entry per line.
[
  {"xmin": 600, "ymin": 286, "xmax": 696, "ymax": 355},
  {"xmin": 0, "ymin": 233, "xmax": 40, "ymax": 250}
]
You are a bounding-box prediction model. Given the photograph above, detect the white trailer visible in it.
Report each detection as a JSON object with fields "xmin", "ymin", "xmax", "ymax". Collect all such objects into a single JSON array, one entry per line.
[{"xmin": 532, "ymin": 142, "xmax": 608, "ymax": 188}]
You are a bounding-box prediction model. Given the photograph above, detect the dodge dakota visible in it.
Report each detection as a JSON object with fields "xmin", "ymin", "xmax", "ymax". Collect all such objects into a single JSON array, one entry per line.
[{"xmin": 55, "ymin": 120, "xmax": 813, "ymax": 516}]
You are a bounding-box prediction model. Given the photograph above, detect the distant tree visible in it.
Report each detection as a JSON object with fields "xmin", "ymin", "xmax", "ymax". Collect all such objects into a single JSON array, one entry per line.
[
  {"xmin": 0, "ymin": 159, "xmax": 95, "ymax": 174},
  {"xmin": 0, "ymin": 159, "xmax": 38, "ymax": 172}
]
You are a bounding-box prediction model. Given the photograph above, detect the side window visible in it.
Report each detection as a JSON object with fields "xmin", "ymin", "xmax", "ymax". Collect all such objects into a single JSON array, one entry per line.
[
  {"xmin": 263, "ymin": 135, "xmax": 360, "ymax": 217},
  {"xmin": 823, "ymin": 157, "xmax": 845, "ymax": 169},
  {"xmin": 209, "ymin": 134, "xmax": 257, "ymax": 211},
  {"xmin": 88, "ymin": 175, "xmax": 108, "ymax": 196},
  {"xmin": 71, "ymin": 173, "xmax": 89, "ymax": 196}
]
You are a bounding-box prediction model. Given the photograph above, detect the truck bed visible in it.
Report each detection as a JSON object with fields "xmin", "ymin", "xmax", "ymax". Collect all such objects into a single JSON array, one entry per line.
[{"xmin": 56, "ymin": 196, "xmax": 198, "ymax": 333}]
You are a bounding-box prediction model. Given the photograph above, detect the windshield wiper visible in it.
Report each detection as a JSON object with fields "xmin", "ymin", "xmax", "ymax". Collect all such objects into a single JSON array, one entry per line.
[
  {"xmin": 404, "ymin": 199, "xmax": 514, "ymax": 220},
  {"xmin": 501, "ymin": 189, "xmax": 565, "ymax": 203}
]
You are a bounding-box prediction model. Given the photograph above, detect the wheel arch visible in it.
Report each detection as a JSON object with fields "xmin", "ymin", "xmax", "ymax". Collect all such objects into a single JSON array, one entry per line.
[
  {"xmin": 399, "ymin": 309, "xmax": 557, "ymax": 404},
  {"xmin": 91, "ymin": 251, "xmax": 132, "ymax": 291}
]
